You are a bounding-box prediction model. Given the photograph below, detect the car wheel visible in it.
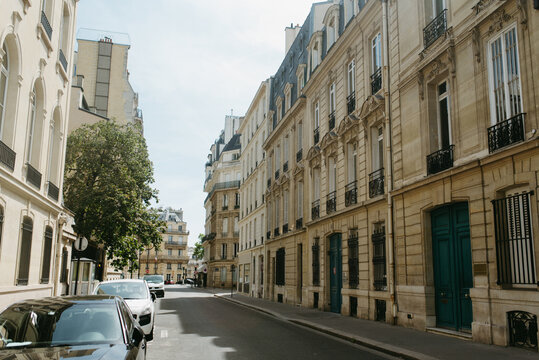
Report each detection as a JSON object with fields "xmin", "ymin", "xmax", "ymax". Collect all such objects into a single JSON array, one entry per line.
[{"xmin": 146, "ymin": 327, "xmax": 154, "ymax": 341}]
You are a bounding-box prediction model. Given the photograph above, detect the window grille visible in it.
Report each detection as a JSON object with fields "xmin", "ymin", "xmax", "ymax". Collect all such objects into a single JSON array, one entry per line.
[
  {"xmin": 348, "ymin": 230, "xmax": 359, "ymax": 288},
  {"xmin": 40, "ymin": 226, "xmax": 53, "ymax": 283},
  {"xmin": 312, "ymin": 238, "xmax": 320, "ymax": 286},
  {"xmin": 276, "ymin": 248, "xmax": 285, "ymax": 285},
  {"xmin": 373, "ymin": 223, "xmax": 387, "ymax": 291},
  {"xmin": 17, "ymin": 217, "xmax": 33, "ymax": 285}
]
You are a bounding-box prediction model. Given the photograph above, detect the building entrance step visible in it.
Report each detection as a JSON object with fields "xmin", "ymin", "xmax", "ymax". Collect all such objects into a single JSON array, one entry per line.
[{"xmin": 426, "ymin": 327, "xmax": 472, "ymax": 340}]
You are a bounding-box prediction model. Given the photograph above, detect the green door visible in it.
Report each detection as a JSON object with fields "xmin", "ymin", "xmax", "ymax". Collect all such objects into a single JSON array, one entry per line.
[
  {"xmin": 432, "ymin": 203, "xmax": 473, "ymax": 331},
  {"xmin": 329, "ymin": 233, "xmax": 342, "ymax": 313}
]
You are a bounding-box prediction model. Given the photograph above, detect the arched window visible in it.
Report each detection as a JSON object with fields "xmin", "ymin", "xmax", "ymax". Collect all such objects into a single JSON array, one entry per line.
[
  {"xmin": 58, "ymin": 3, "xmax": 71, "ymax": 72},
  {"xmin": 17, "ymin": 217, "xmax": 33, "ymax": 285},
  {"xmin": 0, "ymin": 37, "xmax": 20, "ymax": 151},
  {"xmin": 0, "ymin": 44, "xmax": 8, "ymax": 135},
  {"xmin": 26, "ymin": 81, "xmax": 45, "ymax": 168},
  {"xmin": 47, "ymin": 108, "xmax": 61, "ymax": 200},
  {"xmin": 41, "ymin": 226, "xmax": 53, "ymax": 283}
]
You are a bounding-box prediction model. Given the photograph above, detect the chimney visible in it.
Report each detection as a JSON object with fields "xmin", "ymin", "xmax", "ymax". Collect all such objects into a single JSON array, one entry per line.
[{"xmin": 285, "ymin": 23, "xmax": 301, "ymax": 55}]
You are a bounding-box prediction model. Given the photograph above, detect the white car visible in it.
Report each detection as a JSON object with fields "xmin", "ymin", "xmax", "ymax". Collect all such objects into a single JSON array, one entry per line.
[
  {"xmin": 94, "ymin": 279, "xmax": 156, "ymax": 341},
  {"xmin": 143, "ymin": 275, "xmax": 165, "ymax": 298}
]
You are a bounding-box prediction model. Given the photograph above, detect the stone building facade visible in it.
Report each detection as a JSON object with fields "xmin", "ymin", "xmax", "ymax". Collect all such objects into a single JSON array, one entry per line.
[{"xmin": 0, "ymin": 0, "xmax": 78, "ymax": 310}]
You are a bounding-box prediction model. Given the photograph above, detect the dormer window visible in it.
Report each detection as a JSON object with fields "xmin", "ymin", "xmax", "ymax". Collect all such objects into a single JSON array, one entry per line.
[
  {"xmin": 276, "ymin": 97, "xmax": 283, "ymax": 123},
  {"xmin": 344, "ymin": 0, "xmax": 355, "ymax": 24},
  {"xmin": 284, "ymin": 83, "xmax": 293, "ymax": 112},
  {"xmin": 296, "ymin": 64, "xmax": 306, "ymax": 97},
  {"xmin": 323, "ymin": 5, "xmax": 340, "ymax": 52},
  {"xmin": 327, "ymin": 17, "xmax": 336, "ymax": 49},
  {"xmin": 312, "ymin": 41, "xmax": 320, "ymax": 70}
]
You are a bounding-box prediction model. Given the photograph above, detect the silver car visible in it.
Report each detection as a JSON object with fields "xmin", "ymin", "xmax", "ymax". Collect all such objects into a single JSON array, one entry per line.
[
  {"xmin": 94, "ymin": 280, "xmax": 155, "ymax": 341},
  {"xmin": 143, "ymin": 275, "xmax": 165, "ymax": 298}
]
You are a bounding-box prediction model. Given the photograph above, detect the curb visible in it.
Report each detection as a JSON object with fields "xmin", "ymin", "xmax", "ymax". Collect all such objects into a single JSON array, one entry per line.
[{"xmin": 215, "ymin": 294, "xmax": 436, "ymax": 360}]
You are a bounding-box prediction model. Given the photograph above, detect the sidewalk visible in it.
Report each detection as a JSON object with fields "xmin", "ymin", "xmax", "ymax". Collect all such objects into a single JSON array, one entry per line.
[{"xmin": 215, "ymin": 292, "xmax": 536, "ymax": 360}]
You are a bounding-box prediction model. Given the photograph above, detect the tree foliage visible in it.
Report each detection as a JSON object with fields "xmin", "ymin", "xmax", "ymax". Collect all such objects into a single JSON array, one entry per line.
[
  {"xmin": 193, "ymin": 235, "xmax": 205, "ymax": 260},
  {"xmin": 64, "ymin": 120, "xmax": 165, "ymax": 270}
]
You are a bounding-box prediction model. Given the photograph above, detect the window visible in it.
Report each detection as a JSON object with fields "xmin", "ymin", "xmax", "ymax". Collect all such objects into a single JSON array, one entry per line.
[
  {"xmin": 311, "ymin": 41, "xmax": 320, "ymax": 70},
  {"xmin": 275, "ymin": 196, "xmax": 280, "ymax": 232},
  {"xmin": 312, "ymin": 238, "xmax": 320, "ymax": 286},
  {"xmin": 283, "ymin": 136, "xmax": 289, "ymax": 170},
  {"xmin": 177, "ymin": 263, "xmax": 182, "ymax": 269},
  {"xmin": 60, "ymin": 248, "xmax": 68, "ymax": 283},
  {"xmin": 222, "ymin": 218, "xmax": 228, "ymax": 237},
  {"xmin": 178, "ymin": 250, "xmax": 182, "ymax": 256},
  {"xmin": 327, "ymin": 17, "xmax": 336, "ymax": 49},
  {"xmin": 26, "ymin": 88, "xmax": 37, "ymax": 164},
  {"xmin": 283, "ymin": 190, "xmax": 289, "ymax": 227},
  {"xmin": 0, "ymin": 45, "xmax": 8, "ymax": 137},
  {"xmin": 329, "ymin": 82, "xmax": 336, "ymax": 114},
  {"xmin": 178, "ymin": 225, "xmax": 182, "ymax": 232},
  {"xmin": 436, "ymin": 81, "xmax": 451, "ymax": 149},
  {"xmin": 234, "ymin": 243, "xmax": 238, "ymax": 257},
  {"xmin": 488, "ymin": 26, "xmax": 522, "ymax": 124},
  {"xmin": 344, "ymin": 0, "xmax": 355, "ymax": 24},
  {"xmin": 297, "ymin": 181, "xmax": 303, "ymax": 221},
  {"xmin": 168, "ymin": 249, "xmax": 172, "ymax": 256},
  {"xmin": 347, "ymin": 143, "xmax": 357, "ymax": 183},
  {"xmin": 348, "ymin": 230, "xmax": 359, "ymax": 288},
  {"xmin": 492, "ymin": 191, "xmax": 536, "ymax": 285},
  {"xmin": 348, "ymin": 60, "xmax": 355, "ymax": 96},
  {"xmin": 40, "ymin": 226, "xmax": 53, "ymax": 284},
  {"xmin": 328, "ymin": 157, "xmax": 336, "ymax": 193},
  {"xmin": 168, "ymin": 225, "xmax": 172, "ymax": 232},
  {"xmin": 58, "ymin": 4, "xmax": 71, "ymax": 71},
  {"xmin": 167, "ymin": 263, "xmax": 171, "ymax": 270},
  {"xmin": 235, "ymin": 193, "xmax": 240, "ymax": 208},
  {"xmin": 314, "ymin": 102, "xmax": 320, "ymax": 144},
  {"xmin": 373, "ymin": 223, "xmax": 387, "ymax": 291},
  {"xmin": 275, "ymin": 145, "xmax": 281, "ymax": 178},
  {"xmin": 372, "ymin": 126, "xmax": 384, "ymax": 171},
  {"xmin": 221, "ymin": 243, "xmax": 227, "ymax": 259},
  {"xmin": 220, "ymin": 267, "xmax": 227, "ymax": 282},
  {"xmin": 168, "ymin": 235, "xmax": 173, "ymax": 243},
  {"xmin": 297, "ymin": 122, "xmax": 303, "ymax": 153},
  {"xmin": 234, "ymin": 216, "xmax": 239, "ymax": 235},
  {"xmin": 17, "ymin": 217, "xmax": 33, "ymax": 285},
  {"xmin": 47, "ymin": 110, "xmax": 62, "ymax": 188},
  {"xmin": 371, "ymin": 33, "xmax": 382, "ymax": 94},
  {"xmin": 276, "ymin": 248, "xmax": 285, "ymax": 285}
]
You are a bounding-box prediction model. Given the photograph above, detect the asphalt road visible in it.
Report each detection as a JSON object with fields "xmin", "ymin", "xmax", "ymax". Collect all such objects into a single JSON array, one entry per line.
[{"xmin": 147, "ymin": 285, "xmax": 395, "ymax": 360}]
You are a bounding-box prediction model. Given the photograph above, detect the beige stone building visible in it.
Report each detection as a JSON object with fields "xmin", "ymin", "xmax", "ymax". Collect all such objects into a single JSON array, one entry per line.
[
  {"xmin": 203, "ymin": 115, "xmax": 242, "ymax": 288},
  {"xmin": 237, "ymin": 79, "xmax": 271, "ymax": 297},
  {"xmin": 139, "ymin": 208, "xmax": 189, "ymax": 282},
  {"xmin": 0, "ymin": 0, "xmax": 78, "ymax": 310}
]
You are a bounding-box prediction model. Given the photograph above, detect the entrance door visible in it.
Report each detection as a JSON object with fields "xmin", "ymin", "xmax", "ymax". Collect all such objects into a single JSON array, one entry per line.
[
  {"xmin": 432, "ymin": 203, "xmax": 473, "ymax": 331},
  {"xmin": 329, "ymin": 233, "xmax": 342, "ymax": 313}
]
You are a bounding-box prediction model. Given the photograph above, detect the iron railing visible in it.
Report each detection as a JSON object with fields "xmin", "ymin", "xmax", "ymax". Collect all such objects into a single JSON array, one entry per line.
[
  {"xmin": 345, "ymin": 181, "xmax": 357, "ymax": 206},
  {"xmin": 427, "ymin": 145, "xmax": 454, "ymax": 175},
  {"xmin": 296, "ymin": 218, "xmax": 303, "ymax": 229},
  {"xmin": 47, "ymin": 181, "xmax": 59, "ymax": 201},
  {"xmin": 369, "ymin": 168, "xmax": 384, "ymax": 198},
  {"xmin": 372, "ymin": 226, "xmax": 387, "ymax": 291},
  {"xmin": 314, "ymin": 127, "xmax": 320, "ymax": 144},
  {"xmin": 488, "ymin": 113, "xmax": 525, "ymax": 153},
  {"xmin": 296, "ymin": 149, "xmax": 303, "ymax": 162},
  {"xmin": 348, "ymin": 234, "xmax": 359, "ymax": 289},
  {"xmin": 312, "ymin": 240, "xmax": 320, "ymax": 286},
  {"xmin": 371, "ymin": 67, "xmax": 382, "ymax": 94},
  {"xmin": 59, "ymin": 49, "xmax": 68, "ymax": 72},
  {"xmin": 41, "ymin": 11, "xmax": 52, "ymax": 40},
  {"xmin": 26, "ymin": 163, "xmax": 42, "ymax": 189},
  {"xmin": 204, "ymin": 180, "xmax": 240, "ymax": 204},
  {"xmin": 326, "ymin": 191, "xmax": 336, "ymax": 214},
  {"xmin": 508, "ymin": 311, "xmax": 538, "ymax": 350},
  {"xmin": 0, "ymin": 140, "xmax": 16, "ymax": 171},
  {"xmin": 311, "ymin": 199, "xmax": 320, "ymax": 220},
  {"xmin": 283, "ymin": 223, "xmax": 288, "ymax": 234},
  {"xmin": 328, "ymin": 111, "xmax": 336, "ymax": 130},
  {"xmin": 347, "ymin": 93, "xmax": 356, "ymax": 114},
  {"xmin": 283, "ymin": 161, "xmax": 288, "ymax": 173},
  {"xmin": 423, "ymin": 9, "xmax": 447, "ymax": 48}
]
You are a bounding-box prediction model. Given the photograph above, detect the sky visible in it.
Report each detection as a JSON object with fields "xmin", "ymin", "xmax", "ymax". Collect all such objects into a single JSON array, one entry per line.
[{"xmin": 76, "ymin": 0, "xmax": 318, "ymax": 246}]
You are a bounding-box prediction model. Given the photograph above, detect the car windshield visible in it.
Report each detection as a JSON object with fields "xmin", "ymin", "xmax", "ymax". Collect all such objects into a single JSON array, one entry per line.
[
  {"xmin": 143, "ymin": 275, "xmax": 163, "ymax": 284},
  {"xmin": 96, "ymin": 282, "xmax": 148, "ymax": 300},
  {"xmin": 0, "ymin": 301, "xmax": 123, "ymax": 349}
]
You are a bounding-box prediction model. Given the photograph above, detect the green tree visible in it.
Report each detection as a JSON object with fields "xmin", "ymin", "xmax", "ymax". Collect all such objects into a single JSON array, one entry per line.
[
  {"xmin": 193, "ymin": 235, "xmax": 205, "ymax": 260},
  {"xmin": 64, "ymin": 120, "xmax": 165, "ymax": 270}
]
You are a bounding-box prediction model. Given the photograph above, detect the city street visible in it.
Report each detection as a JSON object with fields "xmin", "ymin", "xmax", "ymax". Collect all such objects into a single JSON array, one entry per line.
[{"xmin": 147, "ymin": 285, "xmax": 394, "ymax": 360}]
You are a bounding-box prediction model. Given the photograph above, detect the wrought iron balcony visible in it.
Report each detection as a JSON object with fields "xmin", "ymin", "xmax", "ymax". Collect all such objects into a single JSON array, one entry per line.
[
  {"xmin": 369, "ymin": 168, "xmax": 384, "ymax": 198},
  {"xmin": 371, "ymin": 67, "xmax": 382, "ymax": 94},
  {"xmin": 345, "ymin": 181, "xmax": 357, "ymax": 207},
  {"xmin": 296, "ymin": 149, "xmax": 303, "ymax": 162},
  {"xmin": 26, "ymin": 163, "xmax": 42, "ymax": 190},
  {"xmin": 0, "ymin": 140, "xmax": 16, "ymax": 171},
  {"xmin": 47, "ymin": 181, "xmax": 59, "ymax": 201},
  {"xmin": 59, "ymin": 50, "xmax": 68, "ymax": 72},
  {"xmin": 274, "ymin": 227, "xmax": 280, "ymax": 237},
  {"xmin": 275, "ymin": 169, "xmax": 280, "ymax": 180},
  {"xmin": 296, "ymin": 218, "xmax": 303, "ymax": 229},
  {"xmin": 283, "ymin": 161, "xmax": 288, "ymax": 173},
  {"xmin": 311, "ymin": 199, "xmax": 320, "ymax": 220},
  {"xmin": 427, "ymin": 145, "xmax": 454, "ymax": 175},
  {"xmin": 326, "ymin": 191, "xmax": 336, "ymax": 214},
  {"xmin": 41, "ymin": 11, "xmax": 52, "ymax": 40},
  {"xmin": 328, "ymin": 111, "xmax": 336, "ymax": 130},
  {"xmin": 314, "ymin": 127, "xmax": 320, "ymax": 144},
  {"xmin": 423, "ymin": 9, "xmax": 447, "ymax": 49},
  {"xmin": 283, "ymin": 223, "xmax": 289, "ymax": 234},
  {"xmin": 347, "ymin": 93, "xmax": 356, "ymax": 115},
  {"xmin": 488, "ymin": 113, "xmax": 525, "ymax": 153}
]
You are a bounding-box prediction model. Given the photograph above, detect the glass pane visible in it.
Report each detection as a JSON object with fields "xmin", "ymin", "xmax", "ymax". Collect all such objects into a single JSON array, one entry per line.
[
  {"xmin": 504, "ymin": 28, "xmax": 521, "ymax": 117},
  {"xmin": 82, "ymin": 263, "xmax": 90, "ymax": 281}
]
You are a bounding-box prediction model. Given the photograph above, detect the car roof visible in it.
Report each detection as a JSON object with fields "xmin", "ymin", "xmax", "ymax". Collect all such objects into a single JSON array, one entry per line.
[{"xmin": 3, "ymin": 295, "xmax": 120, "ymax": 312}]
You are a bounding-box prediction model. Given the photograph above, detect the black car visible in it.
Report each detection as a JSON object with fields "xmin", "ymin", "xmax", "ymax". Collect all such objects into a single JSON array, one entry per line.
[{"xmin": 0, "ymin": 295, "xmax": 146, "ymax": 359}]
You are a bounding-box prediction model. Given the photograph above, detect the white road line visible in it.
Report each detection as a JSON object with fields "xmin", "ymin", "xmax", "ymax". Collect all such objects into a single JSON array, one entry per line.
[{"xmin": 160, "ymin": 329, "xmax": 168, "ymax": 338}]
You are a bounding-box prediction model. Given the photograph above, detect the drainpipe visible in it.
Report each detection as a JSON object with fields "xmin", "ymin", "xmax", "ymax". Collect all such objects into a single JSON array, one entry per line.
[{"xmin": 381, "ymin": 0, "xmax": 397, "ymax": 323}]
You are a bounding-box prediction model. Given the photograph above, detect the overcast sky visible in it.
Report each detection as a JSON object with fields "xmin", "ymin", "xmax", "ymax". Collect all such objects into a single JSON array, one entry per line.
[{"xmin": 76, "ymin": 0, "xmax": 317, "ymax": 246}]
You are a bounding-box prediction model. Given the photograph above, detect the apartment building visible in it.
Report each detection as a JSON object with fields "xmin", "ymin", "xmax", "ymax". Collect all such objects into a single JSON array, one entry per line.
[
  {"xmin": 0, "ymin": 0, "xmax": 78, "ymax": 309},
  {"xmin": 203, "ymin": 115, "xmax": 242, "ymax": 288},
  {"xmin": 140, "ymin": 208, "xmax": 189, "ymax": 283},
  {"xmin": 237, "ymin": 79, "xmax": 271, "ymax": 298}
]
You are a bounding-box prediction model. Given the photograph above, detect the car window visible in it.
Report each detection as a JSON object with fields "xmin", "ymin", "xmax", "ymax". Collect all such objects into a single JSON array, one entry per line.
[
  {"xmin": 96, "ymin": 282, "xmax": 149, "ymax": 299},
  {"xmin": 143, "ymin": 275, "xmax": 163, "ymax": 284},
  {"xmin": 119, "ymin": 301, "xmax": 134, "ymax": 335}
]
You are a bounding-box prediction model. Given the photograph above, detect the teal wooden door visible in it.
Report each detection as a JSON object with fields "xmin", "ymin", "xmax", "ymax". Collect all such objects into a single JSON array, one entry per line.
[
  {"xmin": 329, "ymin": 233, "xmax": 342, "ymax": 313},
  {"xmin": 432, "ymin": 203, "xmax": 473, "ymax": 331}
]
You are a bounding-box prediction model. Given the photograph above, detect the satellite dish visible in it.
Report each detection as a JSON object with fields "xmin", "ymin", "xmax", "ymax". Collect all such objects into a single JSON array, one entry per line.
[{"xmin": 74, "ymin": 237, "xmax": 88, "ymax": 251}]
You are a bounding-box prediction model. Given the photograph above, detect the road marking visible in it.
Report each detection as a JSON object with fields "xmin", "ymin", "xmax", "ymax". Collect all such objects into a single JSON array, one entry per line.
[{"xmin": 160, "ymin": 329, "xmax": 168, "ymax": 338}]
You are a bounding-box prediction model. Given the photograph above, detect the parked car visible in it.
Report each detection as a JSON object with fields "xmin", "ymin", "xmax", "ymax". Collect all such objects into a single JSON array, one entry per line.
[
  {"xmin": 94, "ymin": 279, "xmax": 155, "ymax": 340},
  {"xmin": 0, "ymin": 295, "xmax": 146, "ymax": 359},
  {"xmin": 143, "ymin": 274, "xmax": 165, "ymax": 298}
]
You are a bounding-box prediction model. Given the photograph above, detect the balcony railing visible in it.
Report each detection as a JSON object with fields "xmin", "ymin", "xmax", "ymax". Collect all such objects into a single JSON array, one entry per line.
[
  {"xmin": 296, "ymin": 149, "xmax": 303, "ymax": 162},
  {"xmin": 328, "ymin": 111, "xmax": 335, "ymax": 130},
  {"xmin": 59, "ymin": 49, "xmax": 68, "ymax": 72},
  {"xmin": 347, "ymin": 93, "xmax": 356, "ymax": 114},
  {"xmin": 47, "ymin": 181, "xmax": 59, "ymax": 201},
  {"xmin": 314, "ymin": 127, "xmax": 320, "ymax": 144},
  {"xmin": 326, "ymin": 191, "xmax": 336, "ymax": 214},
  {"xmin": 275, "ymin": 169, "xmax": 280, "ymax": 180},
  {"xmin": 369, "ymin": 168, "xmax": 384, "ymax": 198},
  {"xmin": 283, "ymin": 161, "xmax": 288, "ymax": 173},
  {"xmin": 371, "ymin": 67, "xmax": 382, "ymax": 94},
  {"xmin": 41, "ymin": 11, "xmax": 52, "ymax": 40},
  {"xmin": 283, "ymin": 223, "xmax": 288, "ymax": 234},
  {"xmin": 0, "ymin": 140, "xmax": 16, "ymax": 171},
  {"xmin": 311, "ymin": 199, "xmax": 320, "ymax": 220},
  {"xmin": 345, "ymin": 181, "xmax": 357, "ymax": 207},
  {"xmin": 488, "ymin": 113, "xmax": 525, "ymax": 153},
  {"xmin": 423, "ymin": 9, "xmax": 447, "ymax": 49},
  {"xmin": 26, "ymin": 163, "xmax": 42, "ymax": 189},
  {"xmin": 274, "ymin": 227, "xmax": 280, "ymax": 237},
  {"xmin": 427, "ymin": 145, "xmax": 454, "ymax": 175},
  {"xmin": 296, "ymin": 218, "xmax": 303, "ymax": 229}
]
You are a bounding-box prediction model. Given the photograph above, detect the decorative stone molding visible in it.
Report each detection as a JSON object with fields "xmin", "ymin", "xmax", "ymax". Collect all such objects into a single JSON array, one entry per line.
[
  {"xmin": 472, "ymin": 0, "xmax": 502, "ymax": 15},
  {"xmin": 427, "ymin": 59, "xmax": 447, "ymax": 81},
  {"xmin": 517, "ymin": 0, "xmax": 528, "ymax": 29},
  {"xmin": 418, "ymin": 70, "xmax": 425, "ymax": 100},
  {"xmin": 19, "ymin": 0, "xmax": 32, "ymax": 14},
  {"xmin": 359, "ymin": 94, "xmax": 385, "ymax": 121},
  {"xmin": 472, "ymin": 26, "xmax": 481, "ymax": 63},
  {"xmin": 320, "ymin": 131, "xmax": 338, "ymax": 156},
  {"xmin": 487, "ymin": 9, "xmax": 512, "ymax": 35}
]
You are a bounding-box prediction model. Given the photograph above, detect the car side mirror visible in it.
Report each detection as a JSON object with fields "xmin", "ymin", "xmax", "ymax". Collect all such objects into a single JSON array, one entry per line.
[
  {"xmin": 131, "ymin": 326, "xmax": 145, "ymax": 347},
  {"xmin": 151, "ymin": 292, "xmax": 156, "ymax": 302}
]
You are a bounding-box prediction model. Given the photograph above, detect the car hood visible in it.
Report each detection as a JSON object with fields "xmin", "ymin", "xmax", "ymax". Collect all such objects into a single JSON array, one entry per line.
[
  {"xmin": 0, "ymin": 343, "xmax": 129, "ymax": 360},
  {"xmin": 125, "ymin": 298, "xmax": 151, "ymax": 314}
]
